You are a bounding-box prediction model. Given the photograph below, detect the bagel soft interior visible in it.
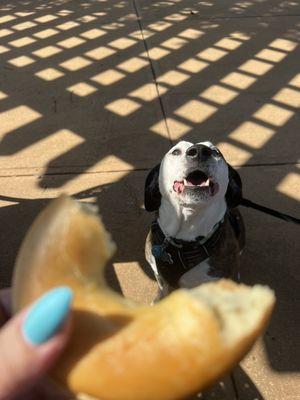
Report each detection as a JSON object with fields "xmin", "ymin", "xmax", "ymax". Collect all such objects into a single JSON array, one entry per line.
[{"xmin": 12, "ymin": 195, "xmax": 275, "ymax": 400}]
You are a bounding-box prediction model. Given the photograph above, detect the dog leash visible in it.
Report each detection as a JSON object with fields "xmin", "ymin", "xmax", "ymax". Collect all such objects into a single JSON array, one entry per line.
[{"xmin": 240, "ymin": 198, "xmax": 300, "ymax": 225}]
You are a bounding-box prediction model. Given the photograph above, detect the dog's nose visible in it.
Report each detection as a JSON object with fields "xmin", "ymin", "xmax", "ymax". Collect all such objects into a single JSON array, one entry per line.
[{"xmin": 186, "ymin": 144, "xmax": 213, "ymax": 160}]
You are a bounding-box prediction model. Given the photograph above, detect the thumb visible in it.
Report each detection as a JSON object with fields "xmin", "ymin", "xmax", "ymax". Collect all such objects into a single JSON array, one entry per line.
[{"xmin": 0, "ymin": 287, "xmax": 73, "ymax": 400}]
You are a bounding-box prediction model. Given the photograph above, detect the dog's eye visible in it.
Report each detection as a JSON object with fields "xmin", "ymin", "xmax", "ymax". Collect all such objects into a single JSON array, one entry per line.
[
  {"xmin": 211, "ymin": 148, "xmax": 221, "ymax": 158},
  {"xmin": 171, "ymin": 148, "xmax": 181, "ymax": 156}
]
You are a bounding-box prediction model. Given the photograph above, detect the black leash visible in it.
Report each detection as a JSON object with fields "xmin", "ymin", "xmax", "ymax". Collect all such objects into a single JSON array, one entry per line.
[{"xmin": 240, "ymin": 198, "xmax": 300, "ymax": 225}]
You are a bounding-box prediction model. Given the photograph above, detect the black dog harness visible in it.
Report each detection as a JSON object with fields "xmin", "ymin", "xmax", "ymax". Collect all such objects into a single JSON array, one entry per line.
[
  {"xmin": 151, "ymin": 217, "xmax": 225, "ymax": 288},
  {"xmin": 151, "ymin": 210, "xmax": 244, "ymax": 288}
]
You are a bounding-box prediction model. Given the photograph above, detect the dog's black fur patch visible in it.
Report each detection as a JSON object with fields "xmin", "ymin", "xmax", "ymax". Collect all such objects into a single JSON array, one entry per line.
[
  {"xmin": 144, "ymin": 163, "xmax": 161, "ymax": 211},
  {"xmin": 225, "ymin": 165, "xmax": 243, "ymax": 209}
]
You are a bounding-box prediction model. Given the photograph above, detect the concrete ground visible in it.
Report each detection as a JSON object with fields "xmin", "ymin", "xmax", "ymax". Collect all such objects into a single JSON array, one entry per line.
[{"xmin": 0, "ymin": 0, "xmax": 299, "ymax": 398}]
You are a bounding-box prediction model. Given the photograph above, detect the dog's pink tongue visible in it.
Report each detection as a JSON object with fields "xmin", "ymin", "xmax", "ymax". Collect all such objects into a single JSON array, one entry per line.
[{"xmin": 173, "ymin": 181, "xmax": 184, "ymax": 193}]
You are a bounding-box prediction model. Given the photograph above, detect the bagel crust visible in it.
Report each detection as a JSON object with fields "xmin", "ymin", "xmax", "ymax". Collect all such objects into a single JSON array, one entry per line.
[{"xmin": 12, "ymin": 196, "xmax": 275, "ymax": 400}]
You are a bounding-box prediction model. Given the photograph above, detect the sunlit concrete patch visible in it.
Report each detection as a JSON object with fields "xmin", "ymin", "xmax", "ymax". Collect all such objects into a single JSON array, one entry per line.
[
  {"xmin": 130, "ymin": 29, "xmax": 153, "ymax": 39},
  {"xmin": 253, "ymin": 104, "xmax": 294, "ymax": 127},
  {"xmin": 118, "ymin": 13, "xmax": 136, "ymax": 23},
  {"xmin": 8, "ymin": 55, "xmax": 35, "ymax": 67},
  {"xmin": 277, "ymin": 172, "xmax": 300, "ymax": 201},
  {"xmin": 13, "ymin": 21, "xmax": 37, "ymax": 31},
  {"xmin": 67, "ymin": 82, "xmax": 97, "ymax": 97},
  {"xmin": 35, "ymin": 67, "xmax": 64, "ymax": 81},
  {"xmin": 229, "ymin": 121, "xmax": 275, "ymax": 149},
  {"xmin": 269, "ymin": 38, "xmax": 298, "ymax": 52},
  {"xmin": 113, "ymin": 262, "xmax": 157, "ymax": 305},
  {"xmin": 33, "ymin": 45, "xmax": 62, "ymax": 58},
  {"xmin": 85, "ymin": 155, "xmax": 133, "ymax": 174},
  {"xmin": 174, "ymin": 99, "xmax": 217, "ymax": 124},
  {"xmin": 14, "ymin": 11, "xmax": 35, "ymax": 17},
  {"xmin": 1, "ymin": 129, "xmax": 84, "ymax": 166},
  {"xmin": 178, "ymin": 28, "xmax": 204, "ymax": 40},
  {"xmin": 0, "ymin": 199, "xmax": 19, "ymax": 208},
  {"xmin": 0, "ymin": 91, "xmax": 8, "ymax": 100},
  {"xmin": 160, "ymin": 37, "xmax": 188, "ymax": 50},
  {"xmin": 239, "ymin": 59, "xmax": 273, "ymax": 76},
  {"xmin": 58, "ymin": 36, "xmax": 86, "ymax": 48},
  {"xmin": 105, "ymin": 98, "xmax": 140, "ymax": 116},
  {"xmin": 0, "ymin": 29, "xmax": 13, "ymax": 38},
  {"xmin": 9, "ymin": 36, "xmax": 36, "ymax": 47},
  {"xmin": 91, "ymin": 69, "xmax": 125, "ymax": 86},
  {"xmin": 33, "ymin": 28, "xmax": 59, "ymax": 39},
  {"xmin": 77, "ymin": 14, "xmax": 97, "ymax": 23},
  {"xmin": 117, "ymin": 57, "xmax": 148, "ymax": 73},
  {"xmin": 0, "ymin": 14, "xmax": 16, "ymax": 23},
  {"xmin": 241, "ymin": 340, "xmax": 300, "ymax": 400},
  {"xmin": 102, "ymin": 22, "xmax": 124, "ymax": 31},
  {"xmin": 141, "ymin": 46, "xmax": 170, "ymax": 60},
  {"xmin": 230, "ymin": 31, "xmax": 251, "ymax": 41},
  {"xmin": 0, "ymin": 105, "xmax": 42, "ymax": 137},
  {"xmin": 200, "ymin": 84, "xmax": 238, "ymax": 105},
  {"xmin": 0, "ymin": 162, "xmax": 126, "ymax": 190},
  {"xmin": 197, "ymin": 47, "xmax": 227, "ymax": 62},
  {"xmin": 164, "ymin": 13, "xmax": 188, "ymax": 22},
  {"xmin": 216, "ymin": 142, "xmax": 252, "ymax": 165},
  {"xmin": 215, "ymin": 37, "xmax": 242, "ymax": 50},
  {"xmin": 35, "ymin": 14, "xmax": 58, "ymax": 23},
  {"xmin": 289, "ymin": 73, "xmax": 300, "ymax": 88},
  {"xmin": 149, "ymin": 118, "xmax": 168, "ymax": 138},
  {"xmin": 56, "ymin": 9, "xmax": 74, "ymax": 16},
  {"xmin": 178, "ymin": 58, "xmax": 208, "ymax": 73},
  {"xmin": 273, "ymin": 88, "xmax": 300, "ymax": 108},
  {"xmin": 157, "ymin": 70, "xmax": 189, "ymax": 86},
  {"xmin": 151, "ymin": 117, "xmax": 191, "ymax": 140},
  {"xmin": 129, "ymin": 83, "xmax": 166, "ymax": 102},
  {"xmin": 166, "ymin": 117, "xmax": 192, "ymax": 140},
  {"xmin": 147, "ymin": 21, "xmax": 172, "ymax": 32},
  {"xmin": 0, "ymin": 45, "xmax": 9, "ymax": 54},
  {"xmin": 56, "ymin": 21, "xmax": 79, "ymax": 31},
  {"xmin": 221, "ymin": 71, "xmax": 256, "ymax": 90},
  {"xmin": 109, "ymin": 37, "xmax": 136, "ymax": 50},
  {"xmin": 80, "ymin": 28, "xmax": 106, "ymax": 39},
  {"xmin": 60, "ymin": 56, "xmax": 91, "ymax": 71},
  {"xmin": 255, "ymin": 48, "xmax": 286, "ymax": 63},
  {"xmin": 92, "ymin": 12, "xmax": 107, "ymax": 17},
  {"xmin": 85, "ymin": 46, "xmax": 115, "ymax": 60}
]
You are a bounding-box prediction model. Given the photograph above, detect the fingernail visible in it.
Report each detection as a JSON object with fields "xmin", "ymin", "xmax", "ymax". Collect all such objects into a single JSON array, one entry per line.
[{"xmin": 23, "ymin": 287, "xmax": 73, "ymax": 345}]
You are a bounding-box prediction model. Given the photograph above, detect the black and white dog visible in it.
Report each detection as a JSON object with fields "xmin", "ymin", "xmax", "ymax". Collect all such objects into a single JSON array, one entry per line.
[{"xmin": 144, "ymin": 140, "xmax": 245, "ymax": 299}]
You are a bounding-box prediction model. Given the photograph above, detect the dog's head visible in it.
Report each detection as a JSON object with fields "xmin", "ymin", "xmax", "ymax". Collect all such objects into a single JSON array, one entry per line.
[{"xmin": 145, "ymin": 141, "xmax": 242, "ymax": 211}]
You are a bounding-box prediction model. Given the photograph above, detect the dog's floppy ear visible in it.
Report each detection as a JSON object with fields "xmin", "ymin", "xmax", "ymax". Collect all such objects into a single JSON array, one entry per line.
[
  {"xmin": 225, "ymin": 164, "xmax": 243, "ymax": 209},
  {"xmin": 144, "ymin": 164, "xmax": 161, "ymax": 212}
]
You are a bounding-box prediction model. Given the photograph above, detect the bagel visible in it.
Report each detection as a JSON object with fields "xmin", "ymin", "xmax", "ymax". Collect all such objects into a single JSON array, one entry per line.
[{"xmin": 12, "ymin": 195, "xmax": 275, "ymax": 400}]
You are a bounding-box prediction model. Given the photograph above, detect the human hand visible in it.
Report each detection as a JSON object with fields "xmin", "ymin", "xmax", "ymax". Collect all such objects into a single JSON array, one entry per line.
[{"xmin": 0, "ymin": 287, "xmax": 73, "ymax": 400}]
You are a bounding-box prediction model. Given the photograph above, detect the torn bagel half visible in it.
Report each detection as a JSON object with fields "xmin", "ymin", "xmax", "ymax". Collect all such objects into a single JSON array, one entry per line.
[{"xmin": 12, "ymin": 195, "xmax": 275, "ymax": 400}]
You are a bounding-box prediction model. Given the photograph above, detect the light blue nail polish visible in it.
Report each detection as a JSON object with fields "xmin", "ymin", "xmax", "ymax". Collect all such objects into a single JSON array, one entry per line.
[{"xmin": 23, "ymin": 286, "xmax": 73, "ymax": 345}]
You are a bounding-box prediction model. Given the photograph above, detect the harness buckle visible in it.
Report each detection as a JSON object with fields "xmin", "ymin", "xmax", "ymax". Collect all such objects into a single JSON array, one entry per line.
[{"xmin": 151, "ymin": 241, "xmax": 174, "ymax": 265}]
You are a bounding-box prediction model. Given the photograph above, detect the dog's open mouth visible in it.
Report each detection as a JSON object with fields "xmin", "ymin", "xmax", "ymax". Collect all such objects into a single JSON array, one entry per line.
[{"xmin": 173, "ymin": 170, "xmax": 217, "ymax": 196}]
